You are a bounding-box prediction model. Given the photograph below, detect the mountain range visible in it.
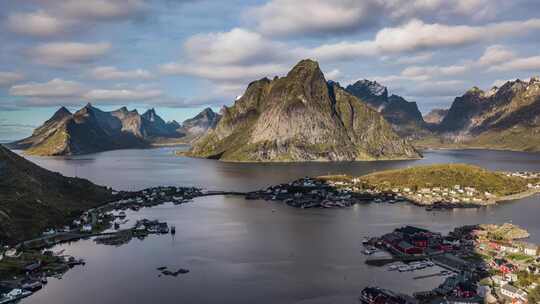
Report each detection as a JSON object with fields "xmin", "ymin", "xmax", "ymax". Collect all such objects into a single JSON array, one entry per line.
[
  {"xmin": 9, "ymin": 105, "xmax": 220, "ymax": 156},
  {"xmin": 0, "ymin": 144, "xmax": 113, "ymax": 243},
  {"xmin": 186, "ymin": 59, "xmax": 420, "ymax": 162},
  {"xmin": 416, "ymin": 77, "xmax": 540, "ymax": 152}
]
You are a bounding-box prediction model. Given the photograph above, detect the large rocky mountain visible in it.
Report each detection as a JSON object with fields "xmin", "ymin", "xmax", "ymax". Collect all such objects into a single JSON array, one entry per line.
[
  {"xmin": 9, "ymin": 105, "xmax": 219, "ymax": 156},
  {"xmin": 425, "ymin": 77, "xmax": 540, "ymax": 151},
  {"xmin": 345, "ymin": 80, "xmax": 427, "ymax": 137},
  {"xmin": 0, "ymin": 144, "xmax": 113, "ymax": 243},
  {"xmin": 179, "ymin": 107, "xmax": 221, "ymax": 141},
  {"xmin": 187, "ymin": 59, "xmax": 420, "ymax": 162}
]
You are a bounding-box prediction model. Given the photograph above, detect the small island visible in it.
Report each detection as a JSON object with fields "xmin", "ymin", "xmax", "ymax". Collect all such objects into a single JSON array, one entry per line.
[{"xmin": 247, "ymin": 164, "xmax": 540, "ymax": 210}]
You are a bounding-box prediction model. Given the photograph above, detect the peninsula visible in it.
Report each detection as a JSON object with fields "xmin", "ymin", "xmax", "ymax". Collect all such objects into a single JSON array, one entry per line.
[{"xmin": 247, "ymin": 164, "xmax": 540, "ymax": 209}]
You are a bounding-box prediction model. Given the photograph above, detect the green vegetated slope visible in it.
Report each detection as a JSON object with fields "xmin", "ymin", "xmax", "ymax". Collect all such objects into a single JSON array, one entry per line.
[
  {"xmin": 0, "ymin": 145, "xmax": 113, "ymax": 243},
  {"xmin": 358, "ymin": 164, "xmax": 529, "ymax": 196}
]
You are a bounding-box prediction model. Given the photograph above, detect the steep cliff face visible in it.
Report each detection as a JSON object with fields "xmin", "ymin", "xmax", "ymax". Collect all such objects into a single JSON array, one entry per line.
[
  {"xmin": 428, "ymin": 77, "xmax": 540, "ymax": 151},
  {"xmin": 0, "ymin": 145, "xmax": 112, "ymax": 243},
  {"xmin": 424, "ymin": 108, "xmax": 449, "ymax": 124},
  {"xmin": 180, "ymin": 107, "xmax": 221, "ymax": 140},
  {"xmin": 345, "ymin": 80, "xmax": 427, "ymax": 137},
  {"xmin": 188, "ymin": 59, "xmax": 420, "ymax": 162}
]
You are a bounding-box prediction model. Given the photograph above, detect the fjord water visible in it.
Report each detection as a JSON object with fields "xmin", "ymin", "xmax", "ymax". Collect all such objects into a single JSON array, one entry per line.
[{"xmin": 20, "ymin": 148, "xmax": 540, "ymax": 304}]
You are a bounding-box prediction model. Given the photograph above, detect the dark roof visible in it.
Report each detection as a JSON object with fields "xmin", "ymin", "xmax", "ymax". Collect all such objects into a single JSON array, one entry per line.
[{"xmin": 396, "ymin": 226, "xmax": 431, "ymax": 235}]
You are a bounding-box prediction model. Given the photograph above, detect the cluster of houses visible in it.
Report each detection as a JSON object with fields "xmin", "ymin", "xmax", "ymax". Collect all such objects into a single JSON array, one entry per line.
[
  {"xmin": 503, "ymin": 171, "xmax": 540, "ymax": 190},
  {"xmin": 0, "ymin": 250, "xmax": 85, "ymax": 304},
  {"xmin": 365, "ymin": 224, "xmax": 540, "ymax": 304},
  {"xmin": 375, "ymin": 226, "xmax": 458, "ymax": 256},
  {"xmin": 247, "ymin": 177, "xmax": 377, "ymax": 208},
  {"xmin": 504, "ymin": 171, "xmax": 540, "ymax": 179}
]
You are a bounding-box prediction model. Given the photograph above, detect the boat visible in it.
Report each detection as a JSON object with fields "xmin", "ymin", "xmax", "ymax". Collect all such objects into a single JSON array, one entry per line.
[
  {"xmin": 171, "ymin": 226, "xmax": 176, "ymax": 234},
  {"xmin": 398, "ymin": 265, "xmax": 412, "ymax": 272},
  {"xmin": 0, "ymin": 289, "xmax": 32, "ymax": 304},
  {"xmin": 387, "ymin": 265, "xmax": 399, "ymax": 271},
  {"xmin": 361, "ymin": 237, "xmax": 370, "ymax": 245}
]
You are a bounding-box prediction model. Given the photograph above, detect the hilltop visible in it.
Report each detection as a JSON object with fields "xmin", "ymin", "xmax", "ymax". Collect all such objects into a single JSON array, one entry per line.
[
  {"xmin": 0, "ymin": 145, "xmax": 113, "ymax": 243},
  {"xmin": 187, "ymin": 59, "xmax": 420, "ymax": 162}
]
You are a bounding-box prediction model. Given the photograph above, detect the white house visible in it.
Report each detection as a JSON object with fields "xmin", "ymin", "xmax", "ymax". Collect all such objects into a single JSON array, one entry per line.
[
  {"xmin": 518, "ymin": 242, "xmax": 538, "ymax": 256},
  {"xmin": 500, "ymin": 284, "xmax": 528, "ymax": 303}
]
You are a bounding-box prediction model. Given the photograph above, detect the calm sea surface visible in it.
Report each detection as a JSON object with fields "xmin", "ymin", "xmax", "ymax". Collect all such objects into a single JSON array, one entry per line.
[{"xmin": 17, "ymin": 148, "xmax": 540, "ymax": 304}]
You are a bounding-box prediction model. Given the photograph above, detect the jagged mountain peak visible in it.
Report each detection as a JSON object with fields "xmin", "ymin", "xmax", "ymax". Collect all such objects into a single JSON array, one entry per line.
[
  {"xmin": 52, "ymin": 106, "xmax": 72, "ymax": 119},
  {"xmin": 188, "ymin": 59, "xmax": 419, "ymax": 161},
  {"xmin": 530, "ymin": 76, "xmax": 540, "ymax": 84},
  {"xmin": 348, "ymin": 79, "xmax": 388, "ymax": 97},
  {"xmin": 466, "ymin": 86, "xmax": 484, "ymax": 96}
]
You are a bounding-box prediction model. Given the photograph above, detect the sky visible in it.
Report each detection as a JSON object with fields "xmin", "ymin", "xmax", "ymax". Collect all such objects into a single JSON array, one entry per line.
[{"xmin": 1, "ymin": 0, "xmax": 540, "ymax": 141}]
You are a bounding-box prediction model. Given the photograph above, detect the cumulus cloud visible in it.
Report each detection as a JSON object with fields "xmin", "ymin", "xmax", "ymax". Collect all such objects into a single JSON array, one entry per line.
[
  {"xmin": 29, "ymin": 42, "xmax": 112, "ymax": 66},
  {"xmin": 0, "ymin": 72, "xmax": 24, "ymax": 87},
  {"xmin": 247, "ymin": 0, "xmax": 379, "ymax": 37},
  {"xmin": 160, "ymin": 62, "xmax": 288, "ymax": 82},
  {"xmin": 477, "ymin": 45, "xmax": 515, "ymax": 66},
  {"xmin": 308, "ymin": 18, "xmax": 540, "ymax": 61},
  {"xmin": 84, "ymin": 88, "xmax": 163, "ymax": 101},
  {"xmin": 403, "ymin": 80, "xmax": 466, "ymax": 97},
  {"xmin": 247, "ymin": 0, "xmax": 505, "ymax": 37},
  {"xmin": 8, "ymin": 78, "xmax": 165, "ymax": 107},
  {"xmin": 490, "ymin": 56, "xmax": 540, "ymax": 72},
  {"xmin": 9, "ymin": 78, "xmax": 85, "ymax": 97},
  {"xmin": 4, "ymin": 0, "xmax": 146, "ymax": 37},
  {"xmin": 58, "ymin": 0, "xmax": 146, "ymax": 21},
  {"xmin": 6, "ymin": 11, "xmax": 67, "ymax": 37},
  {"xmin": 160, "ymin": 28, "xmax": 299, "ymax": 97},
  {"xmin": 401, "ymin": 65, "xmax": 469, "ymax": 78},
  {"xmin": 183, "ymin": 28, "xmax": 290, "ymax": 65},
  {"xmin": 89, "ymin": 66, "xmax": 153, "ymax": 80}
]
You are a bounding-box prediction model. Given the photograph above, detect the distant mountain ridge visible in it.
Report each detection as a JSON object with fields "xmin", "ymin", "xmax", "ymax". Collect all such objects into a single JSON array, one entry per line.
[
  {"xmin": 187, "ymin": 59, "xmax": 420, "ymax": 162},
  {"xmin": 417, "ymin": 77, "xmax": 540, "ymax": 152},
  {"xmin": 423, "ymin": 108, "xmax": 449, "ymax": 124},
  {"xmin": 345, "ymin": 80, "xmax": 427, "ymax": 137},
  {"xmin": 9, "ymin": 105, "xmax": 220, "ymax": 156}
]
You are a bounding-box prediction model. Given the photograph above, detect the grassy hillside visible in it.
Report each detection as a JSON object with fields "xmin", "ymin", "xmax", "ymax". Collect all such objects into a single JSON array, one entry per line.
[
  {"xmin": 358, "ymin": 164, "xmax": 529, "ymax": 196},
  {"xmin": 0, "ymin": 145, "xmax": 113, "ymax": 244}
]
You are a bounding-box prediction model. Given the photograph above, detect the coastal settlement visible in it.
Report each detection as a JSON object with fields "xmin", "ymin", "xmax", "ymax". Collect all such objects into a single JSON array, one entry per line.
[
  {"xmin": 360, "ymin": 224, "xmax": 540, "ymax": 304},
  {"xmin": 247, "ymin": 165, "xmax": 540, "ymax": 210}
]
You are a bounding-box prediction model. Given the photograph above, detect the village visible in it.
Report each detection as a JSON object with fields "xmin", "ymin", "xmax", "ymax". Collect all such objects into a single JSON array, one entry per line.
[
  {"xmin": 247, "ymin": 170, "xmax": 540, "ymax": 211},
  {"xmin": 360, "ymin": 223, "xmax": 540, "ymax": 304},
  {"xmin": 0, "ymin": 186, "xmax": 201, "ymax": 303}
]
